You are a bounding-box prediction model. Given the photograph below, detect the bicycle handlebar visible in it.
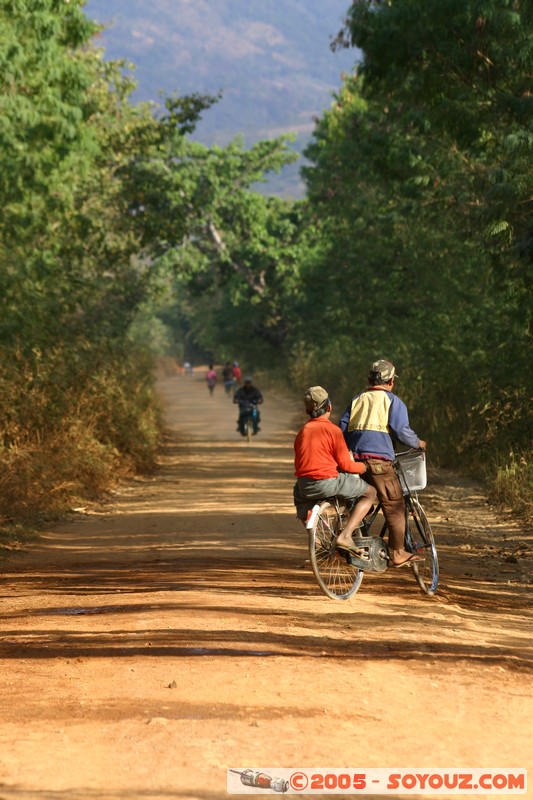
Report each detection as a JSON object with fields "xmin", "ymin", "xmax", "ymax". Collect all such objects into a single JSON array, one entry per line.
[{"xmin": 395, "ymin": 446, "xmax": 425, "ymax": 456}]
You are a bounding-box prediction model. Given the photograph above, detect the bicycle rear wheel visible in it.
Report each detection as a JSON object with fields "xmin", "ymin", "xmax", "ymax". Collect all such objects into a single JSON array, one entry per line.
[
  {"xmin": 405, "ymin": 497, "xmax": 439, "ymax": 595},
  {"xmin": 309, "ymin": 501, "xmax": 364, "ymax": 600}
]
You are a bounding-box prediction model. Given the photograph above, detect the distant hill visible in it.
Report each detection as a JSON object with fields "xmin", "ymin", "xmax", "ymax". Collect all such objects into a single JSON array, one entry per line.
[{"xmin": 84, "ymin": 0, "xmax": 358, "ymax": 196}]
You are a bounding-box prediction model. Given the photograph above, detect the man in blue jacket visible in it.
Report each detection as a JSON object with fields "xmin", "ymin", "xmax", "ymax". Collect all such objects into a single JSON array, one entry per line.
[{"xmin": 340, "ymin": 359, "xmax": 426, "ymax": 567}]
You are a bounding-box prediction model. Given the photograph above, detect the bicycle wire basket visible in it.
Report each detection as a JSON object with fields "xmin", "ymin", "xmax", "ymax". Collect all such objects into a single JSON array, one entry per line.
[{"xmin": 394, "ymin": 450, "xmax": 427, "ymax": 492}]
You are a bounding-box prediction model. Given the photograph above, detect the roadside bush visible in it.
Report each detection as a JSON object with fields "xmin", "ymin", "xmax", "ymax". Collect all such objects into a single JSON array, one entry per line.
[
  {"xmin": 0, "ymin": 422, "xmax": 120, "ymax": 520},
  {"xmin": 83, "ymin": 348, "xmax": 162, "ymax": 473},
  {"xmin": 490, "ymin": 452, "xmax": 533, "ymax": 524},
  {"xmin": 0, "ymin": 344, "xmax": 161, "ymax": 525}
]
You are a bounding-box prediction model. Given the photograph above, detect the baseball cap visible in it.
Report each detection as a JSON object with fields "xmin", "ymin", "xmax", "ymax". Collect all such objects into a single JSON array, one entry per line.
[
  {"xmin": 370, "ymin": 359, "xmax": 397, "ymax": 382},
  {"xmin": 303, "ymin": 385, "xmax": 329, "ymax": 413}
]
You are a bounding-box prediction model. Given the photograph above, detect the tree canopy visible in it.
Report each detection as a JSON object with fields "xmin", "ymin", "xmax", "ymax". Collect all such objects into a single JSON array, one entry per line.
[
  {"xmin": 0, "ymin": 0, "xmax": 297, "ymax": 522},
  {"xmin": 295, "ymin": 0, "xmax": 532, "ymax": 512}
]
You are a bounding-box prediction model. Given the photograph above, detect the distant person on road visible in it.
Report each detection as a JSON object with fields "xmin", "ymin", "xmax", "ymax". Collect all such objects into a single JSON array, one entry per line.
[
  {"xmin": 232, "ymin": 361, "xmax": 242, "ymax": 386},
  {"xmin": 293, "ymin": 386, "xmax": 376, "ymax": 550},
  {"xmin": 222, "ymin": 362, "xmax": 234, "ymax": 396},
  {"xmin": 340, "ymin": 359, "xmax": 426, "ymax": 567},
  {"xmin": 205, "ymin": 364, "xmax": 218, "ymax": 396},
  {"xmin": 183, "ymin": 360, "xmax": 193, "ymax": 377},
  {"xmin": 234, "ymin": 376, "xmax": 263, "ymax": 435}
]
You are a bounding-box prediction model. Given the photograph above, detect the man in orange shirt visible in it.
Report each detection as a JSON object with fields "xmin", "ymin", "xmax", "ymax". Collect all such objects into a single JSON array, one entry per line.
[{"xmin": 293, "ymin": 386, "xmax": 376, "ymax": 551}]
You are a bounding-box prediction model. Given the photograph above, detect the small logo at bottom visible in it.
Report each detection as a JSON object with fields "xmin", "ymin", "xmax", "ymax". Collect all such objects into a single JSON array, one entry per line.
[{"xmin": 229, "ymin": 769, "xmax": 289, "ymax": 793}]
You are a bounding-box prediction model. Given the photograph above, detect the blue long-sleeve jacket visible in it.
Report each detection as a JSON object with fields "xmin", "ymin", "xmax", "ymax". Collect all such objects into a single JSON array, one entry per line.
[{"xmin": 339, "ymin": 387, "xmax": 421, "ymax": 461}]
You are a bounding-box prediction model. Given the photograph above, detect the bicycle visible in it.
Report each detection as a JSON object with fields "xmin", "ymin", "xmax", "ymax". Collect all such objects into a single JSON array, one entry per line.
[{"xmin": 307, "ymin": 449, "xmax": 438, "ymax": 600}]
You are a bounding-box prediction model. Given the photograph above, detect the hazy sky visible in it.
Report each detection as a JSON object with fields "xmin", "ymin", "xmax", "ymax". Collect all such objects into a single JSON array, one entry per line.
[
  {"xmin": 84, "ymin": 0, "xmax": 357, "ymax": 195},
  {"xmin": 84, "ymin": 0, "xmax": 356, "ymax": 141}
]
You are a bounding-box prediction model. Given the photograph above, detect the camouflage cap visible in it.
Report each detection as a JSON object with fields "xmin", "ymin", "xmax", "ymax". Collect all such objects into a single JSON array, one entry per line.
[
  {"xmin": 370, "ymin": 359, "xmax": 397, "ymax": 382},
  {"xmin": 303, "ymin": 385, "xmax": 329, "ymax": 413}
]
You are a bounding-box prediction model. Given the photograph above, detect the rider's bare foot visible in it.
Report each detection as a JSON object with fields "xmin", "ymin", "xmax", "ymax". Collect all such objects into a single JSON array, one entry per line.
[
  {"xmin": 335, "ymin": 528, "xmax": 362, "ymax": 549},
  {"xmin": 390, "ymin": 548, "xmax": 422, "ymax": 567},
  {"xmin": 336, "ymin": 541, "xmax": 362, "ymax": 557},
  {"xmin": 335, "ymin": 536, "xmax": 353, "ymax": 549},
  {"xmin": 335, "ymin": 528, "xmax": 365, "ymax": 552}
]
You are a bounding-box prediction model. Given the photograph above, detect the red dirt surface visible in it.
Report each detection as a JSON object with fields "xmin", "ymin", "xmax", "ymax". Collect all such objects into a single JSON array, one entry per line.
[{"xmin": 0, "ymin": 368, "xmax": 531, "ymax": 800}]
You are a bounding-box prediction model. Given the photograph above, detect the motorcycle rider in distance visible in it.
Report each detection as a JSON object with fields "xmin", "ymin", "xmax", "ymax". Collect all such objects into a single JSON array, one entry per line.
[{"xmin": 234, "ymin": 376, "xmax": 263, "ymax": 436}]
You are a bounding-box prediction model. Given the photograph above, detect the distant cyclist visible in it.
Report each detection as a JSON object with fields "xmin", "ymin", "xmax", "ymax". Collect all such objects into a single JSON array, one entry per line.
[
  {"xmin": 222, "ymin": 362, "xmax": 234, "ymax": 396},
  {"xmin": 234, "ymin": 376, "xmax": 263, "ymax": 435},
  {"xmin": 205, "ymin": 364, "xmax": 218, "ymax": 396},
  {"xmin": 232, "ymin": 361, "xmax": 242, "ymax": 386}
]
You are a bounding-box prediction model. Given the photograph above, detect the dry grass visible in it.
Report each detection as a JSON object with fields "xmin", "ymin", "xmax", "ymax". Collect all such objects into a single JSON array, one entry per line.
[
  {"xmin": 0, "ymin": 345, "xmax": 161, "ymax": 530},
  {"xmin": 490, "ymin": 452, "xmax": 533, "ymax": 525}
]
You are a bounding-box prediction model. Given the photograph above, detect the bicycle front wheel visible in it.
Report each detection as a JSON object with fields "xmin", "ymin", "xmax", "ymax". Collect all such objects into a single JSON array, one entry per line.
[
  {"xmin": 245, "ymin": 417, "xmax": 252, "ymax": 442},
  {"xmin": 309, "ymin": 501, "xmax": 364, "ymax": 600},
  {"xmin": 405, "ymin": 497, "xmax": 439, "ymax": 595}
]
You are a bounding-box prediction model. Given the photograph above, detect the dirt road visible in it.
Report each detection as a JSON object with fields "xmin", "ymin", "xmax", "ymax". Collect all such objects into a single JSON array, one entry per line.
[{"xmin": 0, "ymin": 370, "xmax": 531, "ymax": 800}]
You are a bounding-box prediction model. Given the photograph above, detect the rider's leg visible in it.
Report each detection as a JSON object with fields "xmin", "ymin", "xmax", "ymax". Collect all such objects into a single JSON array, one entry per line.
[
  {"xmin": 364, "ymin": 460, "xmax": 420, "ymax": 565},
  {"xmin": 336, "ymin": 484, "xmax": 377, "ymax": 548}
]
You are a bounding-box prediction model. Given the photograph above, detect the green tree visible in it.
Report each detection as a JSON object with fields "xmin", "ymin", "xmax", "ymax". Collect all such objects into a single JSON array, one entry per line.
[
  {"xmin": 298, "ymin": 0, "xmax": 532, "ymax": 513},
  {"xmin": 0, "ymin": 1, "xmax": 222, "ymax": 520},
  {"xmin": 127, "ymin": 131, "xmax": 301, "ymax": 364},
  {"xmin": 0, "ymin": 0, "xmax": 305, "ymax": 523}
]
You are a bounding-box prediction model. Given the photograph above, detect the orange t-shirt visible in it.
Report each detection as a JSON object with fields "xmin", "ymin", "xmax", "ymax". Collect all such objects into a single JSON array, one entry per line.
[{"xmin": 294, "ymin": 416, "xmax": 366, "ymax": 479}]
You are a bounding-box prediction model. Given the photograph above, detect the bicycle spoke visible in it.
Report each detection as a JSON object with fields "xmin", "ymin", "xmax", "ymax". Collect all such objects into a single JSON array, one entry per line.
[
  {"xmin": 309, "ymin": 501, "xmax": 363, "ymax": 600},
  {"xmin": 406, "ymin": 497, "xmax": 439, "ymax": 595}
]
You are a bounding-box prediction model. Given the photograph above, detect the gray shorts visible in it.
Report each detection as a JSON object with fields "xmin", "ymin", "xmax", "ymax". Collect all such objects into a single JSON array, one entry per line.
[{"xmin": 293, "ymin": 473, "xmax": 368, "ymax": 520}]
